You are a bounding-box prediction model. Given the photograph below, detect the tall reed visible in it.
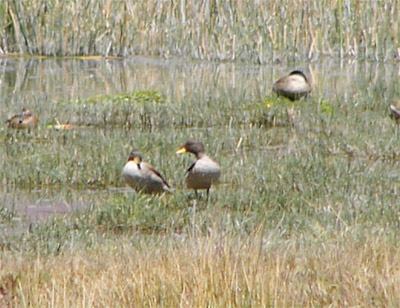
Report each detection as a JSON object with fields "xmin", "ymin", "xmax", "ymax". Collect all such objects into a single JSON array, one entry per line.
[{"xmin": 0, "ymin": 0, "xmax": 399, "ymax": 62}]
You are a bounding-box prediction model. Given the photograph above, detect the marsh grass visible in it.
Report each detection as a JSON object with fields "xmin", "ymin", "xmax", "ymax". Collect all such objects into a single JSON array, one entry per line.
[
  {"xmin": 1, "ymin": 0, "xmax": 400, "ymax": 62},
  {"xmin": 2, "ymin": 89, "xmax": 400, "ymax": 305},
  {"xmin": 2, "ymin": 58, "xmax": 400, "ymax": 305}
]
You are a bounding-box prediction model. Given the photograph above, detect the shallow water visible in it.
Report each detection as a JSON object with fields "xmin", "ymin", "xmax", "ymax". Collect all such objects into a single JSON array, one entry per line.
[
  {"xmin": 1, "ymin": 56, "xmax": 400, "ymax": 225},
  {"xmin": 2, "ymin": 56, "xmax": 399, "ymax": 111}
]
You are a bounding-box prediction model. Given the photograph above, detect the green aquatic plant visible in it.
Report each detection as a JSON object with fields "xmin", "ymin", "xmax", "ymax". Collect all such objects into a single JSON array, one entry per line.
[
  {"xmin": 80, "ymin": 90, "xmax": 167, "ymax": 105},
  {"xmin": 320, "ymin": 100, "xmax": 335, "ymax": 114}
]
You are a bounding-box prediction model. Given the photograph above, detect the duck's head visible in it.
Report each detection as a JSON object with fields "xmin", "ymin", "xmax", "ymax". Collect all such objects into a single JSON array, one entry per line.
[
  {"xmin": 176, "ymin": 141, "xmax": 205, "ymax": 157},
  {"xmin": 127, "ymin": 149, "xmax": 142, "ymax": 164},
  {"xmin": 20, "ymin": 107, "xmax": 32, "ymax": 115},
  {"xmin": 289, "ymin": 70, "xmax": 308, "ymax": 82},
  {"xmin": 19, "ymin": 108, "xmax": 33, "ymax": 123}
]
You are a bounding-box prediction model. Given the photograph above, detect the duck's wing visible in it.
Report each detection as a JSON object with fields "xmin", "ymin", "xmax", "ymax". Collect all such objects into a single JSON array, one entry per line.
[
  {"xmin": 6, "ymin": 114, "xmax": 19, "ymax": 124},
  {"xmin": 186, "ymin": 161, "xmax": 196, "ymax": 173},
  {"xmin": 147, "ymin": 164, "xmax": 171, "ymax": 188},
  {"xmin": 272, "ymin": 77, "xmax": 285, "ymax": 92}
]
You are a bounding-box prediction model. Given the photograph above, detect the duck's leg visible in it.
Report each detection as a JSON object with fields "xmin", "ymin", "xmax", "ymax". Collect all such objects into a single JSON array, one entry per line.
[{"xmin": 206, "ymin": 188, "xmax": 210, "ymax": 201}]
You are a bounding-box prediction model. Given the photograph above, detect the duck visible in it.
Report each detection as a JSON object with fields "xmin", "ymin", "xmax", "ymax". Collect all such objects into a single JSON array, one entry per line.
[
  {"xmin": 389, "ymin": 103, "xmax": 400, "ymax": 124},
  {"xmin": 6, "ymin": 108, "xmax": 39, "ymax": 129},
  {"xmin": 122, "ymin": 149, "xmax": 171, "ymax": 194},
  {"xmin": 272, "ymin": 70, "xmax": 311, "ymax": 101},
  {"xmin": 176, "ymin": 140, "xmax": 221, "ymax": 197}
]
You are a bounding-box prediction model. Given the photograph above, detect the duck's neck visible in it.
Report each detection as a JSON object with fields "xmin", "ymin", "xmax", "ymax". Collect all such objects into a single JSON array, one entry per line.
[{"xmin": 196, "ymin": 152, "xmax": 206, "ymax": 159}]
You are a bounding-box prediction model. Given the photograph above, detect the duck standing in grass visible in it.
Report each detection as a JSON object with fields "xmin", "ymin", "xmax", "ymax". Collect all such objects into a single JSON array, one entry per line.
[
  {"xmin": 272, "ymin": 70, "xmax": 311, "ymax": 101},
  {"xmin": 6, "ymin": 108, "xmax": 39, "ymax": 129},
  {"xmin": 122, "ymin": 149, "xmax": 171, "ymax": 194},
  {"xmin": 176, "ymin": 141, "xmax": 221, "ymax": 197}
]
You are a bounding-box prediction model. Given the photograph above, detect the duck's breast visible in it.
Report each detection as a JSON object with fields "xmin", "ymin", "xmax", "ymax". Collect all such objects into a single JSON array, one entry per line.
[{"xmin": 186, "ymin": 156, "xmax": 221, "ymax": 189}]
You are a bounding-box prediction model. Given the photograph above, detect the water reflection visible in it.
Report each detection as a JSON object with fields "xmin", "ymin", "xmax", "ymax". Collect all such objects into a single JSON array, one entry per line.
[{"xmin": 1, "ymin": 57, "xmax": 400, "ymax": 110}]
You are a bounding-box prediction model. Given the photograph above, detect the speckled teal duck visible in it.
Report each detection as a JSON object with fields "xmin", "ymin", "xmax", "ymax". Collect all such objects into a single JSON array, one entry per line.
[{"xmin": 6, "ymin": 108, "xmax": 39, "ymax": 129}]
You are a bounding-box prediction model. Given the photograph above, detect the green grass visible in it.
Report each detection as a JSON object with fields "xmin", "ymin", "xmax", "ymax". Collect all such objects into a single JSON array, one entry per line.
[
  {"xmin": 1, "ymin": 0, "xmax": 399, "ymax": 62},
  {"xmin": 2, "ymin": 84, "xmax": 400, "ymax": 243},
  {"xmin": 1, "ymin": 58, "xmax": 400, "ymax": 305}
]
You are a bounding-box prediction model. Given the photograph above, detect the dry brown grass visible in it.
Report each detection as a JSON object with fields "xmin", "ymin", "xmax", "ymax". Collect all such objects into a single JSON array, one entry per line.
[{"xmin": 1, "ymin": 230, "xmax": 400, "ymax": 307}]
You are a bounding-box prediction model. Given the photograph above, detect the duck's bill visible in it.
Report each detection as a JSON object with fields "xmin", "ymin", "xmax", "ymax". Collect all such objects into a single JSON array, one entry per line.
[{"xmin": 176, "ymin": 147, "xmax": 187, "ymax": 154}]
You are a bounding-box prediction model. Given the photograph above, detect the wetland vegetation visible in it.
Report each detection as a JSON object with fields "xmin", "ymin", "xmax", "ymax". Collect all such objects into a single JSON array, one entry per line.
[
  {"xmin": 1, "ymin": 1, "xmax": 400, "ymax": 306},
  {"xmin": 1, "ymin": 0, "xmax": 400, "ymax": 62},
  {"xmin": 1, "ymin": 57, "xmax": 400, "ymax": 306}
]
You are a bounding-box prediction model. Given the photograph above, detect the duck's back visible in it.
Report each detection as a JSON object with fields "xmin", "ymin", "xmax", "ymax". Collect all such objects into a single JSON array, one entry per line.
[
  {"xmin": 273, "ymin": 74, "xmax": 311, "ymax": 100},
  {"xmin": 122, "ymin": 161, "xmax": 166, "ymax": 194},
  {"xmin": 6, "ymin": 114, "xmax": 38, "ymax": 129}
]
